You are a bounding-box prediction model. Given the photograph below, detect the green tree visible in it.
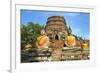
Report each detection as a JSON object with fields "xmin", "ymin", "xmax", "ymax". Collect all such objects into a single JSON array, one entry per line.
[{"xmin": 21, "ymin": 22, "xmax": 42, "ymax": 50}]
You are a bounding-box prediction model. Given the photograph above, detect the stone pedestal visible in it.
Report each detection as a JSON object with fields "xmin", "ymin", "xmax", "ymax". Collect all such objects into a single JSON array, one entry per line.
[{"xmin": 50, "ymin": 40, "xmax": 64, "ymax": 61}]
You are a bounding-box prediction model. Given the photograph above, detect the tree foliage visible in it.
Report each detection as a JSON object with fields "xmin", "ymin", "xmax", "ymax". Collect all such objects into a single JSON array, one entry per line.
[{"xmin": 21, "ymin": 22, "xmax": 42, "ymax": 49}]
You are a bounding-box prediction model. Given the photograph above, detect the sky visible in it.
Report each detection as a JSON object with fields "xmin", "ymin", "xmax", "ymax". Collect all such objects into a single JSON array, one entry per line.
[{"xmin": 20, "ymin": 9, "xmax": 90, "ymax": 39}]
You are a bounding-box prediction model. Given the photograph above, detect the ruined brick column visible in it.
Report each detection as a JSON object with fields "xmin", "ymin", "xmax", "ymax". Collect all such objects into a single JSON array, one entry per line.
[{"xmin": 45, "ymin": 16, "xmax": 68, "ymax": 61}]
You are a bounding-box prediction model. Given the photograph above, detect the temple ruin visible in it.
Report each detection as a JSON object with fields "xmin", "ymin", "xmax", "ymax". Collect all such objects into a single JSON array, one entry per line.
[{"xmin": 21, "ymin": 16, "xmax": 89, "ymax": 62}]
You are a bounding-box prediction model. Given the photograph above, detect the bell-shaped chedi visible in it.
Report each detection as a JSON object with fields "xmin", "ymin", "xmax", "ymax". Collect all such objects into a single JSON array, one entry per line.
[
  {"xmin": 45, "ymin": 16, "xmax": 69, "ymax": 61},
  {"xmin": 45, "ymin": 16, "xmax": 69, "ymax": 41}
]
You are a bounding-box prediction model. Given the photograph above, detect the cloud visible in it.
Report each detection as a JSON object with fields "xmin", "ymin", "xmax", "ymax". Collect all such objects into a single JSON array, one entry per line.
[
  {"xmin": 72, "ymin": 27, "xmax": 89, "ymax": 39},
  {"xmin": 84, "ymin": 34, "xmax": 90, "ymax": 39},
  {"xmin": 65, "ymin": 13, "xmax": 80, "ymax": 17},
  {"xmin": 72, "ymin": 27, "xmax": 81, "ymax": 35}
]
